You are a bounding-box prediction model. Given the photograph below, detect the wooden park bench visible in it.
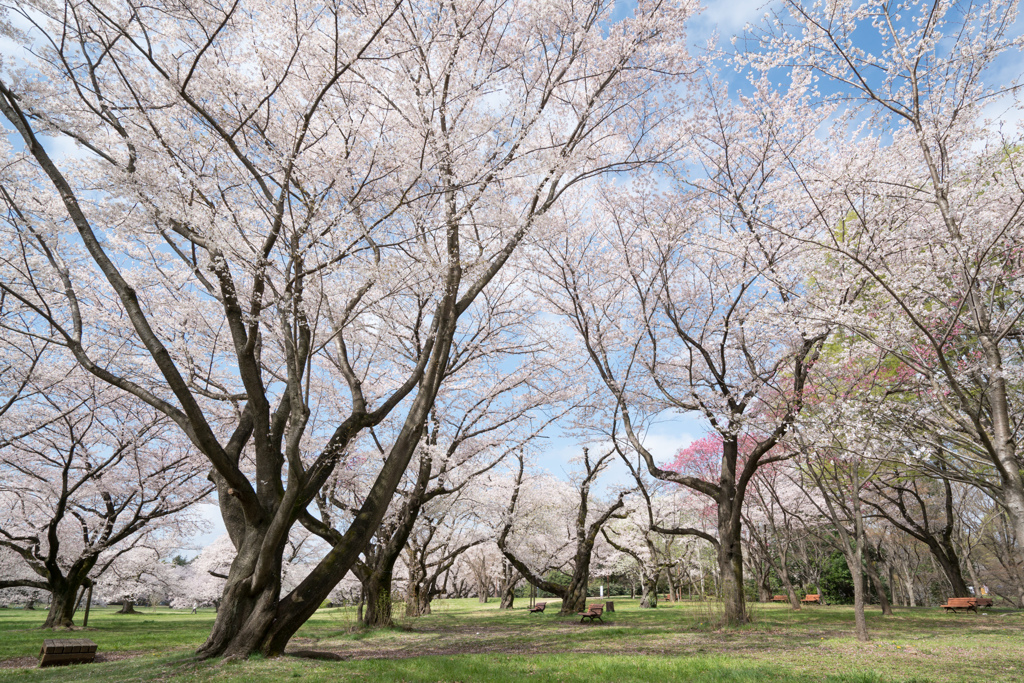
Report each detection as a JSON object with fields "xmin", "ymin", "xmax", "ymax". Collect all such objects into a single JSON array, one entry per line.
[
  {"xmin": 578, "ymin": 604, "xmax": 604, "ymax": 623},
  {"xmin": 973, "ymin": 597, "xmax": 993, "ymax": 607},
  {"xmin": 940, "ymin": 597, "xmax": 980, "ymax": 613},
  {"xmin": 528, "ymin": 602, "xmax": 547, "ymax": 613},
  {"xmin": 771, "ymin": 595, "xmax": 788, "ymax": 602},
  {"xmin": 801, "ymin": 594, "xmax": 822, "ymax": 604},
  {"xmin": 39, "ymin": 639, "xmax": 97, "ymax": 667}
]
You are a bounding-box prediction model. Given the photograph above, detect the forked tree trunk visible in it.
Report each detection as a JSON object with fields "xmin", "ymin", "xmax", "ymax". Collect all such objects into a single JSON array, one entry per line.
[
  {"xmin": 498, "ymin": 565, "xmax": 519, "ymax": 609},
  {"xmin": 405, "ymin": 578, "xmax": 424, "ymax": 618},
  {"xmin": 39, "ymin": 558, "xmax": 96, "ymax": 629},
  {"xmin": 499, "ymin": 583, "xmax": 516, "ymax": 609},
  {"xmin": 405, "ymin": 582, "xmax": 432, "ymax": 617},
  {"xmin": 198, "ymin": 353, "xmax": 457, "ymax": 659},
  {"xmin": 195, "ymin": 524, "xmax": 282, "ymax": 657},
  {"xmin": 561, "ymin": 567, "xmax": 590, "ymax": 615}
]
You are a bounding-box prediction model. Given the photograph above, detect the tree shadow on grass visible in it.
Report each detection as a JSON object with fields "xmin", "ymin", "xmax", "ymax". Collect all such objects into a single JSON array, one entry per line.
[{"xmin": 354, "ymin": 653, "xmax": 891, "ymax": 683}]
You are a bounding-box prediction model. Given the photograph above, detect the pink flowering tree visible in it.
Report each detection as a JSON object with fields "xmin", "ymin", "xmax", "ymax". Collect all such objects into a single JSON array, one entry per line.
[
  {"xmin": 537, "ymin": 77, "xmax": 831, "ymax": 624},
  {"xmin": 746, "ymin": 0, "xmax": 1024, "ymax": 563},
  {"xmin": 0, "ymin": 370, "xmax": 208, "ymax": 628},
  {"xmin": 0, "ymin": 0, "xmax": 693, "ymax": 657}
]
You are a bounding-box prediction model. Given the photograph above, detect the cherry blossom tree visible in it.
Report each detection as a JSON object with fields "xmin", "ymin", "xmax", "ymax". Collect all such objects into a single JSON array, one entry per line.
[
  {"xmin": 536, "ymin": 76, "xmax": 830, "ymax": 623},
  {"xmin": 742, "ymin": 458, "xmax": 814, "ymax": 609},
  {"xmin": 861, "ymin": 463, "xmax": 973, "ymax": 597},
  {"xmin": 403, "ymin": 498, "xmax": 485, "ymax": 616},
  {"xmin": 781, "ymin": 368, "xmax": 899, "ymax": 641},
  {"xmin": 95, "ymin": 545, "xmax": 174, "ymax": 614},
  {"xmin": 498, "ymin": 448, "xmax": 627, "ymax": 614},
  {"xmin": 0, "ymin": 372, "xmax": 208, "ymax": 628},
  {"xmin": 0, "ymin": 0, "xmax": 693, "ymax": 657},
  {"xmin": 318, "ymin": 307, "xmax": 563, "ymax": 627},
  {"xmin": 604, "ymin": 445, "xmax": 714, "ymax": 607},
  {"xmin": 747, "ymin": 0, "xmax": 1024, "ymax": 564},
  {"xmin": 167, "ymin": 535, "xmax": 235, "ymax": 611}
]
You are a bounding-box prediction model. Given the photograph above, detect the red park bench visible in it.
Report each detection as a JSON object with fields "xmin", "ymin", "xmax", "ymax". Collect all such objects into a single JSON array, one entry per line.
[
  {"xmin": 578, "ymin": 604, "xmax": 604, "ymax": 623},
  {"xmin": 800, "ymin": 594, "xmax": 822, "ymax": 604},
  {"xmin": 940, "ymin": 597, "xmax": 989, "ymax": 613},
  {"xmin": 528, "ymin": 602, "xmax": 547, "ymax": 613},
  {"xmin": 771, "ymin": 595, "xmax": 787, "ymax": 602}
]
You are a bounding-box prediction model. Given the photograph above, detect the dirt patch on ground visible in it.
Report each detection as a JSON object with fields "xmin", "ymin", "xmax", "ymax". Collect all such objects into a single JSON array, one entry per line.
[{"xmin": 307, "ymin": 621, "xmax": 725, "ymax": 661}]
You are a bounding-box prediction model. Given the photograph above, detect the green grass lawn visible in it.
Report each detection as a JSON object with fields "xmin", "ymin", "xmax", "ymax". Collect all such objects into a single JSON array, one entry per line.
[{"xmin": 1, "ymin": 598, "xmax": 1022, "ymax": 682}]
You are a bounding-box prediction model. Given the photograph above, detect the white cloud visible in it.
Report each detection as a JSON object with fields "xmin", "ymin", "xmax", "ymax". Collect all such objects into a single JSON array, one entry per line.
[{"xmin": 689, "ymin": 0, "xmax": 778, "ymax": 49}]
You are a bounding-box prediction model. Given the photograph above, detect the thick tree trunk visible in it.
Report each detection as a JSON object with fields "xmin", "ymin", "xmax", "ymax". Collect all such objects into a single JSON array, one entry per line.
[
  {"xmin": 363, "ymin": 568, "xmax": 394, "ymax": 628},
  {"xmin": 561, "ymin": 572, "xmax": 588, "ymax": 614},
  {"xmin": 405, "ymin": 582, "xmax": 422, "ymax": 618},
  {"xmin": 195, "ymin": 525, "xmax": 282, "ymax": 658},
  {"xmin": 718, "ymin": 440, "xmax": 748, "ymax": 625},
  {"xmin": 498, "ymin": 563, "xmax": 520, "ymax": 609},
  {"xmin": 42, "ymin": 585, "xmax": 79, "ymax": 629},
  {"xmin": 195, "ymin": 277, "xmax": 463, "ymax": 659},
  {"xmin": 23, "ymin": 599, "xmax": 35, "ymax": 610},
  {"xmin": 418, "ymin": 592, "xmax": 432, "ymax": 616},
  {"xmin": 405, "ymin": 576, "xmax": 434, "ymax": 618},
  {"xmin": 718, "ymin": 538, "xmax": 746, "ymax": 624},
  {"xmin": 559, "ymin": 545, "xmax": 597, "ymax": 615},
  {"xmin": 118, "ymin": 599, "xmax": 138, "ymax": 614},
  {"xmin": 499, "ymin": 583, "xmax": 516, "ymax": 609},
  {"xmin": 40, "ymin": 559, "xmax": 95, "ymax": 629},
  {"xmin": 639, "ymin": 574, "xmax": 658, "ymax": 608}
]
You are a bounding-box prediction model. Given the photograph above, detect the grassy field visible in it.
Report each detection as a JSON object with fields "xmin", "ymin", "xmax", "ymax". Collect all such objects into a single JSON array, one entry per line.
[{"xmin": 1, "ymin": 598, "xmax": 1022, "ymax": 682}]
